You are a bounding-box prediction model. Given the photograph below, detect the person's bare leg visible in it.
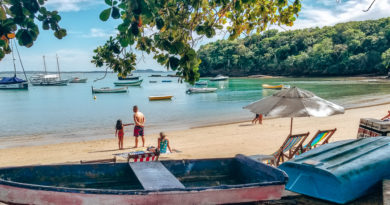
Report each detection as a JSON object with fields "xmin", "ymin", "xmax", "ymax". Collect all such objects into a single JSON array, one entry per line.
[
  {"xmin": 141, "ymin": 136, "xmax": 145, "ymax": 147},
  {"xmin": 134, "ymin": 137, "xmax": 138, "ymax": 148}
]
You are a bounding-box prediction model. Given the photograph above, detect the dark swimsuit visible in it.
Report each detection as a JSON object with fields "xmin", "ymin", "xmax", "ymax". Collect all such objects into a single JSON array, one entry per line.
[{"xmin": 134, "ymin": 126, "xmax": 144, "ymax": 137}]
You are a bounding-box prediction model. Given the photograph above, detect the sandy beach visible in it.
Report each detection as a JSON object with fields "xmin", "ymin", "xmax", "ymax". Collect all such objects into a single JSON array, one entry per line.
[{"xmin": 0, "ymin": 102, "xmax": 389, "ymax": 167}]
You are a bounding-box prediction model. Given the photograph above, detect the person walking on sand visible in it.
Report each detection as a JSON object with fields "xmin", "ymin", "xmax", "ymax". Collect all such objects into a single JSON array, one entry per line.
[
  {"xmin": 252, "ymin": 114, "xmax": 263, "ymax": 125},
  {"xmin": 132, "ymin": 105, "xmax": 145, "ymax": 148},
  {"xmin": 115, "ymin": 119, "xmax": 132, "ymax": 150}
]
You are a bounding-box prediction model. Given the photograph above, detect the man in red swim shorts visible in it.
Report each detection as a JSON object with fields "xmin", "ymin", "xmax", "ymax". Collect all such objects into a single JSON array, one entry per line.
[{"xmin": 133, "ymin": 105, "xmax": 145, "ymax": 148}]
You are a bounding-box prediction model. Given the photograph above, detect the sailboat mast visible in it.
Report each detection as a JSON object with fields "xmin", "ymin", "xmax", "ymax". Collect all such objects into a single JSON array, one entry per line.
[
  {"xmin": 10, "ymin": 40, "xmax": 17, "ymax": 76},
  {"xmin": 56, "ymin": 54, "xmax": 61, "ymax": 80},
  {"xmin": 43, "ymin": 55, "xmax": 47, "ymax": 75}
]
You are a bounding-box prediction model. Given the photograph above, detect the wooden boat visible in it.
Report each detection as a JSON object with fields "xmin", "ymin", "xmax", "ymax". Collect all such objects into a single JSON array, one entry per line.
[
  {"xmin": 279, "ymin": 137, "xmax": 390, "ymax": 204},
  {"xmin": 92, "ymin": 86, "xmax": 127, "ymax": 93},
  {"xmin": 186, "ymin": 88, "xmax": 217, "ymax": 94},
  {"xmin": 195, "ymin": 80, "xmax": 208, "ymax": 86},
  {"xmin": 210, "ymin": 75, "xmax": 229, "ymax": 81},
  {"xmin": 0, "ymin": 155, "xmax": 288, "ymax": 205},
  {"xmin": 70, "ymin": 77, "xmax": 87, "ymax": 83},
  {"xmin": 149, "ymin": 80, "xmax": 157, "ymax": 83},
  {"xmin": 114, "ymin": 79, "xmax": 143, "ymax": 86},
  {"xmin": 161, "ymin": 80, "xmax": 172, "ymax": 83},
  {"xmin": 118, "ymin": 76, "xmax": 140, "ymax": 80},
  {"xmin": 149, "ymin": 74, "xmax": 162, "ymax": 77},
  {"xmin": 262, "ymin": 84, "xmax": 283, "ymax": 89},
  {"xmin": 149, "ymin": 95, "xmax": 173, "ymax": 100}
]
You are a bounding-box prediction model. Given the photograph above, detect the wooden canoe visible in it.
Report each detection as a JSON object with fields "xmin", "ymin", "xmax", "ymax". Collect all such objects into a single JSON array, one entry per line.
[
  {"xmin": 0, "ymin": 155, "xmax": 288, "ymax": 205},
  {"xmin": 262, "ymin": 84, "xmax": 283, "ymax": 89},
  {"xmin": 92, "ymin": 87, "xmax": 127, "ymax": 93},
  {"xmin": 148, "ymin": 95, "xmax": 173, "ymax": 101},
  {"xmin": 114, "ymin": 79, "xmax": 143, "ymax": 86}
]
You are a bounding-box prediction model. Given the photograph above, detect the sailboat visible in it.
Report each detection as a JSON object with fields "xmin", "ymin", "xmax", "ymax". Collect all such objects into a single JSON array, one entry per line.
[
  {"xmin": 30, "ymin": 55, "xmax": 69, "ymax": 86},
  {"xmin": 0, "ymin": 40, "xmax": 28, "ymax": 89}
]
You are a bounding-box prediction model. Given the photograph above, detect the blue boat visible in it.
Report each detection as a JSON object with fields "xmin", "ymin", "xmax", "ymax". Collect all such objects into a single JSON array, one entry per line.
[
  {"xmin": 0, "ymin": 76, "xmax": 28, "ymax": 89},
  {"xmin": 279, "ymin": 137, "xmax": 390, "ymax": 204},
  {"xmin": 0, "ymin": 155, "xmax": 288, "ymax": 205}
]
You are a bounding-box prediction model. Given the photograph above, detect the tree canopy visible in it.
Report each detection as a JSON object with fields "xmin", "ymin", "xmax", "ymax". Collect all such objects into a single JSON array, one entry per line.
[
  {"xmin": 198, "ymin": 17, "xmax": 390, "ymax": 77},
  {"xmin": 0, "ymin": 0, "xmax": 67, "ymax": 61},
  {"xmin": 92, "ymin": 0, "xmax": 301, "ymax": 83}
]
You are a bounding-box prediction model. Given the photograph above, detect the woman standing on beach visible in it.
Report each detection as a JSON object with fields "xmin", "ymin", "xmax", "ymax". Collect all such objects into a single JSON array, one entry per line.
[{"xmin": 115, "ymin": 120, "xmax": 132, "ymax": 150}]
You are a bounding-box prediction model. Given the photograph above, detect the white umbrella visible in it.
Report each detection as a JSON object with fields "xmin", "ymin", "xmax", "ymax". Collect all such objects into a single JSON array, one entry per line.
[{"xmin": 243, "ymin": 86, "xmax": 345, "ymax": 135}]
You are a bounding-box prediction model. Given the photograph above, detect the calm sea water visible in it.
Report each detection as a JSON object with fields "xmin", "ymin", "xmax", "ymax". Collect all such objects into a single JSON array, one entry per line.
[{"xmin": 1, "ymin": 72, "xmax": 390, "ymax": 148}]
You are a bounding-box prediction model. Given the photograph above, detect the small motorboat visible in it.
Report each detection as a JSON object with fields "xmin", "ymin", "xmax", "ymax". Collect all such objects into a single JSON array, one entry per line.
[
  {"xmin": 162, "ymin": 80, "xmax": 172, "ymax": 83},
  {"xmin": 149, "ymin": 95, "xmax": 173, "ymax": 101},
  {"xmin": 149, "ymin": 74, "xmax": 162, "ymax": 77},
  {"xmin": 195, "ymin": 80, "xmax": 208, "ymax": 86},
  {"xmin": 186, "ymin": 88, "xmax": 217, "ymax": 94},
  {"xmin": 279, "ymin": 137, "xmax": 390, "ymax": 204},
  {"xmin": 114, "ymin": 79, "xmax": 143, "ymax": 86},
  {"xmin": 149, "ymin": 80, "xmax": 157, "ymax": 83},
  {"xmin": 0, "ymin": 155, "xmax": 288, "ymax": 205},
  {"xmin": 69, "ymin": 77, "xmax": 87, "ymax": 83},
  {"xmin": 92, "ymin": 86, "xmax": 127, "ymax": 93},
  {"xmin": 210, "ymin": 75, "xmax": 229, "ymax": 81},
  {"xmin": 118, "ymin": 76, "xmax": 140, "ymax": 80},
  {"xmin": 262, "ymin": 84, "xmax": 289, "ymax": 89}
]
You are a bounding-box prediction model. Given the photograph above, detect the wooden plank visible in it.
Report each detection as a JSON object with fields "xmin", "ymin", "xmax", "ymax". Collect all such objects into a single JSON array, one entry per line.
[{"xmin": 129, "ymin": 161, "xmax": 185, "ymax": 190}]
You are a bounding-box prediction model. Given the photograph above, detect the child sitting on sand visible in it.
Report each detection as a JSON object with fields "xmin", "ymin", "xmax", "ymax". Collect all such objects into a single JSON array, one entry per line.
[{"xmin": 115, "ymin": 120, "xmax": 132, "ymax": 150}]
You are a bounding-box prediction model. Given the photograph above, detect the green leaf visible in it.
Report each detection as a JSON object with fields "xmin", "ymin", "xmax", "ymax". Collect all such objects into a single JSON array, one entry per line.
[
  {"xmin": 111, "ymin": 7, "xmax": 120, "ymax": 19},
  {"xmin": 0, "ymin": 6, "xmax": 6, "ymax": 20},
  {"xmin": 99, "ymin": 8, "xmax": 111, "ymax": 21},
  {"xmin": 104, "ymin": 0, "xmax": 112, "ymax": 6}
]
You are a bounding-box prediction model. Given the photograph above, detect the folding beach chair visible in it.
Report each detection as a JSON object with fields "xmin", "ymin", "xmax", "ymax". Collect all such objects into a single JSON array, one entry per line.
[
  {"xmin": 114, "ymin": 151, "xmax": 160, "ymax": 163},
  {"xmin": 303, "ymin": 128, "xmax": 337, "ymax": 152},
  {"xmin": 253, "ymin": 132, "xmax": 309, "ymax": 166}
]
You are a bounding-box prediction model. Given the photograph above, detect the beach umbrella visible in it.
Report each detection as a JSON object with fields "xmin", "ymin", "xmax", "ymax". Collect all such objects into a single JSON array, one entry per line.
[{"xmin": 243, "ymin": 86, "xmax": 345, "ymax": 135}]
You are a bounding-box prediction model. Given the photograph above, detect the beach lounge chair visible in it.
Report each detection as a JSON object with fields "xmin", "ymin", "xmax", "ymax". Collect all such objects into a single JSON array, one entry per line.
[
  {"xmin": 252, "ymin": 132, "xmax": 309, "ymax": 166},
  {"xmin": 303, "ymin": 128, "xmax": 337, "ymax": 152},
  {"xmin": 114, "ymin": 151, "xmax": 160, "ymax": 162}
]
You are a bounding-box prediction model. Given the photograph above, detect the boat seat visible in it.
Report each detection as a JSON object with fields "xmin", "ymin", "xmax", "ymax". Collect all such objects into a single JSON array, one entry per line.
[{"xmin": 129, "ymin": 161, "xmax": 185, "ymax": 190}]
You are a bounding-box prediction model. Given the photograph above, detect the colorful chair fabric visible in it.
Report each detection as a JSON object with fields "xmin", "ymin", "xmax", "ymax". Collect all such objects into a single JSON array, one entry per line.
[{"xmin": 303, "ymin": 128, "xmax": 337, "ymax": 152}]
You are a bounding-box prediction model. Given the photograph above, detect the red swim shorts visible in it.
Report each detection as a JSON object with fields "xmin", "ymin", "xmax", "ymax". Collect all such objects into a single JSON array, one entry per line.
[{"xmin": 134, "ymin": 126, "xmax": 144, "ymax": 137}]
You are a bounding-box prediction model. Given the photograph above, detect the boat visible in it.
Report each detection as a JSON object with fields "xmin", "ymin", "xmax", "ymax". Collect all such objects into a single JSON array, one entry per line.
[
  {"xmin": 195, "ymin": 80, "xmax": 208, "ymax": 86},
  {"xmin": 30, "ymin": 55, "xmax": 69, "ymax": 86},
  {"xmin": 69, "ymin": 77, "xmax": 87, "ymax": 83},
  {"xmin": 92, "ymin": 86, "xmax": 127, "ymax": 93},
  {"xmin": 162, "ymin": 80, "xmax": 172, "ymax": 83},
  {"xmin": 118, "ymin": 76, "xmax": 140, "ymax": 80},
  {"xmin": 262, "ymin": 84, "xmax": 289, "ymax": 89},
  {"xmin": 0, "ymin": 40, "xmax": 28, "ymax": 90},
  {"xmin": 279, "ymin": 137, "xmax": 390, "ymax": 204},
  {"xmin": 149, "ymin": 80, "xmax": 157, "ymax": 83},
  {"xmin": 210, "ymin": 75, "xmax": 229, "ymax": 81},
  {"xmin": 114, "ymin": 79, "xmax": 143, "ymax": 86},
  {"xmin": 149, "ymin": 95, "xmax": 173, "ymax": 100},
  {"xmin": 186, "ymin": 88, "xmax": 217, "ymax": 94},
  {"xmin": 149, "ymin": 74, "xmax": 162, "ymax": 77},
  {"xmin": 0, "ymin": 155, "xmax": 288, "ymax": 205}
]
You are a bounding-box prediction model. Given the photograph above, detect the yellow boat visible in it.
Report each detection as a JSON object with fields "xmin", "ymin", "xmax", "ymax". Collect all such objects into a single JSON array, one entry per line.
[
  {"xmin": 262, "ymin": 84, "xmax": 283, "ymax": 89},
  {"xmin": 148, "ymin": 95, "xmax": 173, "ymax": 101}
]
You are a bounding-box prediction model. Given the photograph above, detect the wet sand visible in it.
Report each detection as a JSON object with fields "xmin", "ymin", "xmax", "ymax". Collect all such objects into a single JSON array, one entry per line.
[{"xmin": 0, "ymin": 102, "xmax": 389, "ymax": 167}]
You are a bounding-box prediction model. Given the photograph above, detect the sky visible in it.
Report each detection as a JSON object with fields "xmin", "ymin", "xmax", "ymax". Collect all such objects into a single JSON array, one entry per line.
[{"xmin": 0, "ymin": 0, "xmax": 390, "ymax": 72}]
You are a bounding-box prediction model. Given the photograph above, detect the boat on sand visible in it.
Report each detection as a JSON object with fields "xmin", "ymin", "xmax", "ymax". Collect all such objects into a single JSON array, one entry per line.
[
  {"xmin": 92, "ymin": 86, "xmax": 127, "ymax": 93},
  {"xmin": 186, "ymin": 88, "xmax": 217, "ymax": 94},
  {"xmin": 0, "ymin": 155, "xmax": 288, "ymax": 205},
  {"xmin": 149, "ymin": 95, "xmax": 173, "ymax": 100}
]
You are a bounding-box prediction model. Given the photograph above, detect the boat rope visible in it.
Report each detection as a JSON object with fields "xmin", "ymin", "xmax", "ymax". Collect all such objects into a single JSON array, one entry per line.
[
  {"xmin": 13, "ymin": 40, "xmax": 29, "ymax": 82},
  {"xmin": 93, "ymin": 67, "xmax": 108, "ymax": 82},
  {"xmin": 10, "ymin": 40, "xmax": 17, "ymax": 76}
]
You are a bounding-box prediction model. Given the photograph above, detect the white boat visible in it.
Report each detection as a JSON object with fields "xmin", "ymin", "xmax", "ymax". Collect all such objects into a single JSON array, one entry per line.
[
  {"xmin": 210, "ymin": 75, "xmax": 229, "ymax": 81},
  {"xmin": 92, "ymin": 86, "xmax": 128, "ymax": 93},
  {"xmin": 30, "ymin": 55, "xmax": 69, "ymax": 86},
  {"xmin": 118, "ymin": 75, "xmax": 140, "ymax": 80},
  {"xmin": 186, "ymin": 87, "xmax": 217, "ymax": 94},
  {"xmin": 195, "ymin": 80, "xmax": 208, "ymax": 86},
  {"xmin": 114, "ymin": 79, "xmax": 143, "ymax": 86},
  {"xmin": 70, "ymin": 77, "xmax": 87, "ymax": 83}
]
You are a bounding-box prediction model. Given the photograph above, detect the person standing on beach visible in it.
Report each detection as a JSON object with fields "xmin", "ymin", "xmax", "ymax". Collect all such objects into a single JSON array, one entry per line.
[{"xmin": 133, "ymin": 105, "xmax": 145, "ymax": 148}]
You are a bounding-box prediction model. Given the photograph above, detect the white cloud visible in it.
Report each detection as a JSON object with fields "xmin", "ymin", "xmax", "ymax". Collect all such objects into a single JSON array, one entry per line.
[
  {"xmin": 82, "ymin": 28, "xmax": 117, "ymax": 38},
  {"xmin": 46, "ymin": 0, "xmax": 102, "ymax": 12}
]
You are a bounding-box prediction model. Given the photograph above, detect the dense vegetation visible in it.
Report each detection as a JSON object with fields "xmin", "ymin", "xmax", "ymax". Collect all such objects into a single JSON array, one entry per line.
[{"xmin": 198, "ymin": 17, "xmax": 390, "ymax": 77}]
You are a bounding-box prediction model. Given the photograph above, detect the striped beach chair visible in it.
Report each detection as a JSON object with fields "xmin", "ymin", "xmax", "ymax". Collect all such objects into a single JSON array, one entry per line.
[
  {"xmin": 253, "ymin": 132, "xmax": 309, "ymax": 166},
  {"xmin": 127, "ymin": 151, "xmax": 159, "ymax": 163},
  {"xmin": 303, "ymin": 128, "xmax": 337, "ymax": 152}
]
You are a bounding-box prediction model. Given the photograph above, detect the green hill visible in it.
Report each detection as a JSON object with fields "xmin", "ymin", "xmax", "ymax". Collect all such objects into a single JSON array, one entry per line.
[{"xmin": 198, "ymin": 17, "xmax": 390, "ymax": 77}]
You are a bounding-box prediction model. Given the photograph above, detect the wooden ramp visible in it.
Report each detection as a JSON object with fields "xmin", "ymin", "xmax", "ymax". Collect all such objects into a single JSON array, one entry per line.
[{"xmin": 129, "ymin": 161, "xmax": 185, "ymax": 191}]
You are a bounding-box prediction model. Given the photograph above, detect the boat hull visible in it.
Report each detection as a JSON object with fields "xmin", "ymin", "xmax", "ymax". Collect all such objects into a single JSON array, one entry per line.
[
  {"xmin": 187, "ymin": 88, "xmax": 217, "ymax": 94},
  {"xmin": 0, "ymin": 155, "xmax": 288, "ymax": 205},
  {"xmin": 262, "ymin": 84, "xmax": 283, "ymax": 89},
  {"xmin": 0, "ymin": 82, "xmax": 28, "ymax": 89},
  {"xmin": 149, "ymin": 96, "xmax": 173, "ymax": 100},
  {"xmin": 210, "ymin": 78, "xmax": 228, "ymax": 81},
  {"xmin": 114, "ymin": 79, "xmax": 143, "ymax": 86},
  {"xmin": 92, "ymin": 87, "xmax": 127, "ymax": 93},
  {"xmin": 118, "ymin": 76, "xmax": 140, "ymax": 80},
  {"xmin": 70, "ymin": 79, "xmax": 87, "ymax": 83}
]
